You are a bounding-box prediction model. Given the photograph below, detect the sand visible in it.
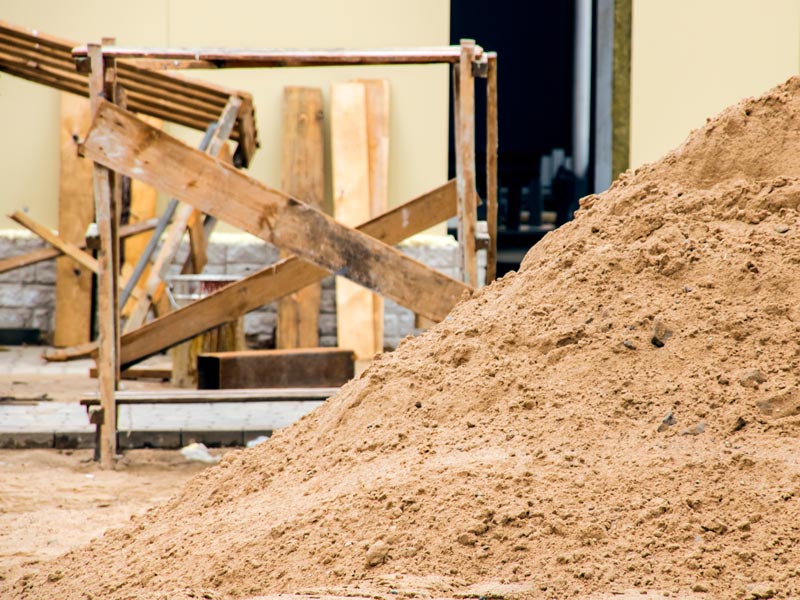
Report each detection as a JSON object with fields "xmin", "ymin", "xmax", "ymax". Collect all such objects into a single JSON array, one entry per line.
[{"xmin": 6, "ymin": 77, "xmax": 800, "ymax": 600}]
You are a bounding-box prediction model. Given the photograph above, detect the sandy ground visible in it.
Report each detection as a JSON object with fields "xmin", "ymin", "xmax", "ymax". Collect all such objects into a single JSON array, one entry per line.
[{"xmin": 0, "ymin": 448, "xmax": 221, "ymax": 586}]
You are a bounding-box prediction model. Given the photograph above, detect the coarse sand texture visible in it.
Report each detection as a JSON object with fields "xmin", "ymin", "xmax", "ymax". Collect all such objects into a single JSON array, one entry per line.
[{"xmin": 8, "ymin": 77, "xmax": 800, "ymax": 600}]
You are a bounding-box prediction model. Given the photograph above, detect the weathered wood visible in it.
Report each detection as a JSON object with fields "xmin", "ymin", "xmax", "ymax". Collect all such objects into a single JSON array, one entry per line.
[
  {"xmin": 0, "ymin": 20, "xmax": 259, "ymax": 165},
  {"xmin": 119, "ymin": 180, "xmax": 457, "ymax": 369},
  {"xmin": 198, "ymin": 348, "xmax": 355, "ymax": 390},
  {"xmin": 82, "ymin": 101, "xmax": 468, "ymax": 323},
  {"xmin": 486, "ymin": 52, "xmax": 498, "ymax": 283},
  {"xmin": 361, "ymin": 79, "xmax": 390, "ymax": 353},
  {"xmin": 88, "ymin": 44, "xmax": 118, "ymax": 468},
  {"xmin": 9, "ymin": 212, "xmax": 98, "ymax": 273},
  {"xmin": 55, "ymin": 93, "xmax": 95, "ymax": 347},
  {"xmin": 123, "ymin": 97, "xmax": 242, "ymax": 333},
  {"xmin": 72, "ymin": 45, "xmax": 483, "ymax": 68},
  {"xmin": 90, "ymin": 366, "xmax": 171, "ymax": 381},
  {"xmin": 331, "ymin": 82, "xmax": 378, "ymax": 359},
  {"xmin": 80, "ymin": 387, "xmax": 337, "ymax": 405},
  {"xmin": 276, "ymin": 87, "xmax": 325, "ymax": 349},
  {"xmin": 0, "ymin": 219, "xmax": 157, "ymax": 276},
  {"xmin": 456, "ymin": 39, "xmax": 479, "ymax": 287}
]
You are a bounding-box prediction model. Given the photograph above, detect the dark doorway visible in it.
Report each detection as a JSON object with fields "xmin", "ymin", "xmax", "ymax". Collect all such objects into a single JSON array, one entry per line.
[{"xmin": 449, "ymin": 1, "xmax": 577, "ymax": 276}]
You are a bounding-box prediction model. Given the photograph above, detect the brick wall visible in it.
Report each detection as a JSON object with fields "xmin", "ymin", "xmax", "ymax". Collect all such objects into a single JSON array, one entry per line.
[{"xmin": 0, "ymin": 231, "xmax": 476, "ymax": 350}]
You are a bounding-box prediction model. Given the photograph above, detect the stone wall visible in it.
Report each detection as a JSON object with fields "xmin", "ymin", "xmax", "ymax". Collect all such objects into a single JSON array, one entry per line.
[{"xmin": 0, "ymin": 231, "xmax": 475, "ymax": 350}]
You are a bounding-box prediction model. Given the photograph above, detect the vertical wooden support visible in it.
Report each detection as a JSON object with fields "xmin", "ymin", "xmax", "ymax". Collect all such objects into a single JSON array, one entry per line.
[
  {"xmin": 485, "ymin": 52, "xmax": 498, "ymax": 283},
  {"xmin": 88, "ymin": 44, "xmax": 119, "ymax": 467},
  {"xmin": 55, "ymin": 94, "xmax": 95, "ymax": 346},
  {"xmin": 359, "ymin": 79, "xmax": 390, "ymax": 352},
  {"xmin": 331, "ymin": 81, "xmax": 386, "ymax": 359},
  {"xmin": 276, "ymin": 87, "xmax": 325, "ymax": 349},
  {"xmin": 456, "ymin": 39, "xmax": 478, "ymax": 287}
]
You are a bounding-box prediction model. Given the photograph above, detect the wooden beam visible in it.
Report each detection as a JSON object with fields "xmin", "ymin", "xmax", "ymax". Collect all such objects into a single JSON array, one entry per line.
[
  {"xmin": 80, "ymin": 387, "xmax": 337, "ymax": 405},
  {"xmin": 612, "ymin": 0, "xmax": 632, "ymax": 179},
  {"xmin": 81, "ymin": 101, "xmax": 468, "ymax": 323},
  {"xmin": 9, "ymin": 211, "xmax": 99, "ymax": 273},
  {"xmin": 55, "ymin": 93, "xmax": 95, "ymax": 347},
  {"xmin": 486, "ymin": 52, "xmax": 498, "ymax": 283},
  {"xmin": 88, "ymin": 44, "xmax": 118, "ymax": 468},
  {"xmin": 276, "ymin": 87, "xmax": 325, "ymax": 349},
  {"xmin": 331, "ymin": 82, "xmax": 377, "ymax": 359},
  {"xmin": 197, "ymin": 348, "xmax": 355, "ymax": 389},
  {"xmin": 119, "ymin": 180, "xmax": 457, "ymax": 369},
  {"xmin": 0, "ymin": 219, "xmax": 158, "ymax": 275},
  {"xmin": 456, "ymin": 39, "xmax": 479, "ymax": 287},
  {"xmin": 72, "ymin": 45, "xmax": 483, "ymax": 68},
  {"xmin": 123, "ymin": 97, "xmax": 242, "ymax": 333},
  {"xmin": 0, "ymin": 20, "xmax": 259, "ymax": 160},
  {"xmin": 361, "ymin": 80, "xmax": 390, "ymax": 353}
]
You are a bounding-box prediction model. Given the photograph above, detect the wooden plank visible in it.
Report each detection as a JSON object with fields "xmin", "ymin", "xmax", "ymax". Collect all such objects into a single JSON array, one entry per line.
[
  {"xmin": 0, "ymin": 218, "xmax": 157, "ymax": 276},
  {"xmin": 72, "ymin": 45, "xmax": 482, "ymax": 68},
  {"xmin": 90, "ymin": 366, "xmax": 171, "ymax": 381},
  {"xmin": 88, "ymin": 44, "xmax": 118, "ymax": 468},
  {"xmin": 119, "ymin": 180, "xmax": 457, "ymax": 369},
  {"xmin": 486, "ymin": 52, "xmax": 498, "ymax": 283},
  {"xmin": 361, "ymin": 79, "xmax": 390, "ymax": 353},
  {"xmin": 80, "ymin": 387, "xmax": 337, "ymax": 405},
  {"xmin": 82, "ymin": 101, "xmax": 468, "ymax": 323},
  {"xmin": 123, "ymin": 97, "xmax": 242, "ymax": 333},
  {"xmin": 331, "ymin": 82, "xmax": 376, "ymax": 359},
  {"xmin": 0, "ymin": 20, "xmax": 259, "ymax": 157},
  {"xmin": 9, "ymin": 212, "xmax": 99, "ymax": 273},
  {"xmin": 456, "ymin": 39, "xmax": 478, "ymax": 287},
  {"xmin": 276, "ymin": 87, "xmax": 325, "ymax": 349},
  {"xmin": 197, "ymin": 348, "xmax": 355, "ymax": 389},
  {"xmin": 54, "ymin": 93, "xmax": 95, "ymax": 347}
]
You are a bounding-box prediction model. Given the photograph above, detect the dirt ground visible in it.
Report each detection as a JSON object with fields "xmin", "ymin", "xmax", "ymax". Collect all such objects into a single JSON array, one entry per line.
[{"xmin": 0, "ymin": 447, "xmax": 222, "ymax": 586}]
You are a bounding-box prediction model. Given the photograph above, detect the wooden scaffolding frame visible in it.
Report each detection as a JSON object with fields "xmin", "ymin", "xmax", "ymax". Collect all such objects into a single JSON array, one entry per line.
[{"xmin": 70, "ymin": 40, "xmax": 497, "ymax": 467}]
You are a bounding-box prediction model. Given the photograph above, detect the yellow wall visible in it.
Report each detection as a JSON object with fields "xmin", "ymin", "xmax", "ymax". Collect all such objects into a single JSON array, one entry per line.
[
  {"xmin": 631, "ymin": 0, "xmax": 800, "ymax": 169},
  {"xmin": 0, "ymin": 0, "xmax": 450, "ymax": 230}
]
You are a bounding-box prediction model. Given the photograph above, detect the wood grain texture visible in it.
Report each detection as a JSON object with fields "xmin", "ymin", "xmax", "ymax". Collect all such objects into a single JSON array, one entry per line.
[
  {"xmin": 331, "ymin": 82, "xmax": 377, "ymax": 359},
  {"xmin": 486, "ymin": 53, "xmax": 498, "ymax": 283},
  {"xmin": 119, "ymin": 180, "xmax": 457, "ymax": 369},
  {"xmin": 360, "ymin": 79, "xmax": 390, "ymax": 354},
  {"xmin": 82, "ymin": 101, "xmax": 467, "ymax": 324},
  {"xmin": 276, "ymin": 87, "xmax": 325, "ymax": 349},
  {"xmin": 55, "ymin": 93, "xmax": 94, "ymax": 347},
  {"xmin": 88, "ymin": 45, "xmax": 118, "ymax": 467},
  {"xmin": 456, "ymin": 40, "xmax": 478, "ymax": 287},
  {"xmin": 0, "ymin": 19, "xmax": 259, "ymax": 162},
  {"xmin": 123, "ymin": 97, "xmax": 241, "ymax": 333}
]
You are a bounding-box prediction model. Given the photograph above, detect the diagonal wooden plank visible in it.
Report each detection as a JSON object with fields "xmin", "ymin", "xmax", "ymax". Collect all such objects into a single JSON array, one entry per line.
[
  {"xmin": 0, "ymin": 218, "xmax": 157, "ymax": 275},
  {"xmin": 123, "ymin": 96, "xmax": 242, "ymax": 333},
  {"xmin": 82, "ymin": 100, "xmax": 468, "ymax": 323},
  {"xmin": 10, "ymin": 211, "xmax": 99, "ymax": 273},
  {"xmin": 119, "ymin": 180, "xmax": 457, "ymax": 369}
]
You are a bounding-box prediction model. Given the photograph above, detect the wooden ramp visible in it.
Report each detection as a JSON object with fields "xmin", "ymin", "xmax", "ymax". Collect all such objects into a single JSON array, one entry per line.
[{"xmin": 0, "ymin": 20, "xmax": 259, "ymax": 165}]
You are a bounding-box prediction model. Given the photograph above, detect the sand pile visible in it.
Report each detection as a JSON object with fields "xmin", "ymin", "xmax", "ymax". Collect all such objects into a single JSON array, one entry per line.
[{"xmin": 9, "ymin": 78, "xmax": 800, "ymax": 600}]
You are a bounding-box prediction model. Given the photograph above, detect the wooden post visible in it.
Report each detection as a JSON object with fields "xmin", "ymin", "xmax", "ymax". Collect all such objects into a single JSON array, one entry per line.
[
  {"xmin": 456, "ymin": 39, "xmax": 478, "ymax": 287},
  {"xmin": 276, "ymin": 87, "xmax": 325, "ymax": 349},
  {"xmin": 55, "ymin": 94, "xmax": 95, "ymax": 347},
  {"xmin": 486, "ymin": 52, "xmax": 498, "ymax": 283},
  {"xmin": 88, "ymin": 43, "xmax": 119, "ymax": 467}
]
